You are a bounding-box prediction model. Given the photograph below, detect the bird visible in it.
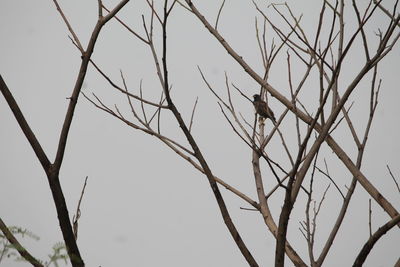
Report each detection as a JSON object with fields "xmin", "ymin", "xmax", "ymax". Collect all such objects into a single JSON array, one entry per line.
[{"xmin": 253, "ymin": 94, "xmax": 276, "ymax": 122}]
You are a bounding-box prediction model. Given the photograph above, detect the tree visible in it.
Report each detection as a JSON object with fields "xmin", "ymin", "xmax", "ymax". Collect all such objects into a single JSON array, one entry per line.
[{"xmin": 1, "ymin": 0, "xmax": 399, "ymax": 266}]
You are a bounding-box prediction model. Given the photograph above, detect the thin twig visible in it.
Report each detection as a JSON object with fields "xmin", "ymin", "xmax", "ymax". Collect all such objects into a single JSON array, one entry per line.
[
  {"xmin": 231, "ymin": 83, "xmax": 252, "ymax": 102},
  {"xmin": 166, "ymin": 0, "xmax": 178, "ymax": 16},
  {"xmin": 255, "ymin": 18, "xmax": 267, "ymax": 69},
  {"xmin": 84, "ymin": 92, "xmax": 194, "ymax": 157},
  {"xmin": 315, "ymin": 165, "xmax": 344, "ymax": 199},
  {"xmin": 386, "ymin": 165, "xmax": 400, "ymax": 194},
  {"xmin": 148, "ymin": 90, "xmax": 167, "ymax": 124},
  {"xmin": 139, "ymin": 80, "xmax": 149, "ymax": 124},
  {"xmin": 102, "ymin": 5, "xmax": 149, "ymax": 44},
  {"xmin": 145, "ymin": 0, "xmax": 163, "ymax": 25},
  {"xmin": 52, "ymin": 0, "xmax": 84, "ymax": 52},
  {"xmin": 215, "ymin": 0, "xmax": 226, "ymax": 30},
  {"xmin": 72, "ymin": 176, "xmax": 89, "ymax": 240},
  {"xmin": 90, "ymin": 59, "xmax": 168, "ymax": 109},
  {"xmin": 189, "ymin": 97, "xmax": 199, "ymax": 132}
]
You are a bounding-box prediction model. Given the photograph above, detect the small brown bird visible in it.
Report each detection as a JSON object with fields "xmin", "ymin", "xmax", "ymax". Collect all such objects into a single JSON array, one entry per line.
[{"xmin": 253, "ymin": 94, "xmax": 276, "ymax": 122}]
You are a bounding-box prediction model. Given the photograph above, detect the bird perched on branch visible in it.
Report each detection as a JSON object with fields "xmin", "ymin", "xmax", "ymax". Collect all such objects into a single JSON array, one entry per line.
[{"xmin": 253, "ymin": 94, "xmax": 276, "ymax": 122}]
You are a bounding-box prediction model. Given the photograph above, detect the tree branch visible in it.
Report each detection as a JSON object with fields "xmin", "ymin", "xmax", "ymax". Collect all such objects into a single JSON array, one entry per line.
[
  {"xmin": 353, "ymin": 215, "xmax": 400, "ymax": 267},
  {"xmin": 184, "ymin": 0, "xmax": 400, "ymax": 226},
  {"xmin": 0, "ymin": 218, "xmax": 43, "ymax": 267},
  {"xmin": 54, "ymin": 0, "xmax": 130, "ymax": 170},
  {"xmin": 160, "ymin": 2, "xmax": 258, "ymax": 265},
  {"xmin": 0, "ymin": 76, "xmax": 51, "ymax": 171}
]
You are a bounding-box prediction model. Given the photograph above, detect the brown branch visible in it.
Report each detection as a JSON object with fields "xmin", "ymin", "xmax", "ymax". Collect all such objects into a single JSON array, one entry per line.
[
  {"xmin": 139, "ymin": 80, "xmax": 149, "ymax": 124},
  {"xmin": 166, "ymin": 0, "xmax": 178, "ymax": 16},
  {"xmin": 353, "ymin": 214, "xmax": 400, "ymax": 267},
  {"xmin": 45, "ymin": 1, "xmax": 130, "ymax": 266},
  {"xmin": 291, "ymin": 0, "xmax": 395, "ymax": 198},
  {"xmin": 85, "ymin": 87, "xmax": 260, "ymax": 212},
  {"xmin": 145, "ymin": 0, "xmax": 163, "ymax": 25},
  {"xmin": 368, "ymin": 199, "xmax": 372, "ymax": 237},
  {"xmin": 184, "ymin": 0, "xmax": 400, "ymax": 228},
  {"xmin": 0, "ymin": 77, "xmax": 83, "ymax": 266},
  {"xmin": 324, "ymin": 0, "xmax": 341, "ymax": 16},
  {"xmin": 279, "ymin": 4, "xmax": 398, "ymax": 266},
  {"xmin": 98, "ymin": 0, "xmax": 103, "ymax": 18},
  {"xmin": 287, "ymin": 48, "xmax": 399, "ymax": 264},
  {"xmin": 102, "ymin": 5, "xmax": 149, "ymax": 44},
  {"xmin": 303, "ymin": 153, "xmax": 319, "ymax": 266},
  {"xmin": 395, "ymin": 257, "xmax": 400, "ymax": 267},
  {"xmin": 255, "ymin": 18, "xmax": 267, "ymax": 69},
  {"xmin": 54, "ymin": 0, "xmax": 130, "ymax": 170},
  {"xmin": 90, "ymin": 59, "xmax": 168, "ymax": 109},
  {"xmin": 148, "ymin": 90, "xmax": 167, "ymax": 124},
  {"xmin": 217, "ymin": 108, "xmax": 248, "ymax": 147},
  {"xmin": 51, "ymin": 0, "xmax": 84, "ymax": 53},
  {"xmin": 231, "ymin": 83, "xmax": 252, "ymax": 102},
  {"xmin": 317, "ymin": 62, "xmax": 384, "ymax": 264},
  {"xmin": 276, "ymin": 47, "xmax": 338, "ymax": 265},
  {"xmin": 373, "ymin": 0, "xmax": 400, "ymax": 27},
  {"xmin": 199, "ymin": 69, "xmax": 254, "ymax": 146},
  {"xmin": 160, "ymin": 3, "xmax": 258, "ymax": 265},
  {"xmin": 189, "ymin": 97, "xmax": 199, "ymax": 132},
  {"xmin": 0, "ymin": 218, "xmax": 43, "ymax": 267},
  {"xmin": 72, "ymin": 176, "xmax": 89, "ymax": 240},
  {"xmin": 315, "ymin": 165, "xmax": 345, "ymax": 199},
  {"xmin": 0, "ymin": 76, "xmax": 51, "ymax": 171},
  {"xmin": 85, "ymin": 90, "xmax": 261, "ymax": 209},
  {"xmin": 252, "ymin": 133, "xmax": 306, "ymax": 267},
  {"xmin": 215, "ymin": 0, "xmax": 226, "ymax": 30},
  {"xmin": 352, "ymin": 0, "xmax": 371, "ymax": 61},
  {"xmin": 335, "ymin": 102, "xmax": 359, "ymax": 146},
  {"xmin": 387, "ymin": 165, "xmax": 400, "ymax": 194},
  {"xmin": 291, "ymin": 40, "xmax": 400, "ymax": 212},
  {"xmin": 253, "ymin": 1, "xmax": 309, "ymax": 57},
  {"xmin": 83, "ymin": 92, "xmax": 194, "ymax": 157}
]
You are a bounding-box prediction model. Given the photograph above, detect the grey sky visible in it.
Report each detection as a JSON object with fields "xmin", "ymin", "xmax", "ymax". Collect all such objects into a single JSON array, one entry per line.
[{"xmin": 1, "ymin": 1, "xmax": 399, "ymax": 266}]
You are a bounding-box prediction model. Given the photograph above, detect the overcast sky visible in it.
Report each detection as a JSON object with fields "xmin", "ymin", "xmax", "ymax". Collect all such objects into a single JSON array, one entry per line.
[{"xmin": 1, "ymin": 1, "xmax": 399, "ymax": 266}]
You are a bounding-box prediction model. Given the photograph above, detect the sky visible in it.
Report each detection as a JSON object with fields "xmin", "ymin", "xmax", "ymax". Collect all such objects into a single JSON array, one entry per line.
[{"xmin": 1, "ymin": 0, "xmax": 399, "ymax": 266}]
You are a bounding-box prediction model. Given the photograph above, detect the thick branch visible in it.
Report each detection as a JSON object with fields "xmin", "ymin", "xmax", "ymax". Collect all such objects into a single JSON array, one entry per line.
[
  {"xmin": 252, "ymin": 148, "xmax": 306, "ymax": 266},
  {"xmin": 0, "ymin": 76, "xmax": 51, "ymax": 172},
  {"xmin": 353, "ymin": 215, "xmax": 400, "ymax": 267}
]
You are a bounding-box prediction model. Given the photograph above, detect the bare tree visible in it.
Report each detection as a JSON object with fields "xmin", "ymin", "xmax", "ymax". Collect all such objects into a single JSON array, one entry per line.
[{"xmin": 1, "ymin": 0, "xmax": 400, "ymax": 266}]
